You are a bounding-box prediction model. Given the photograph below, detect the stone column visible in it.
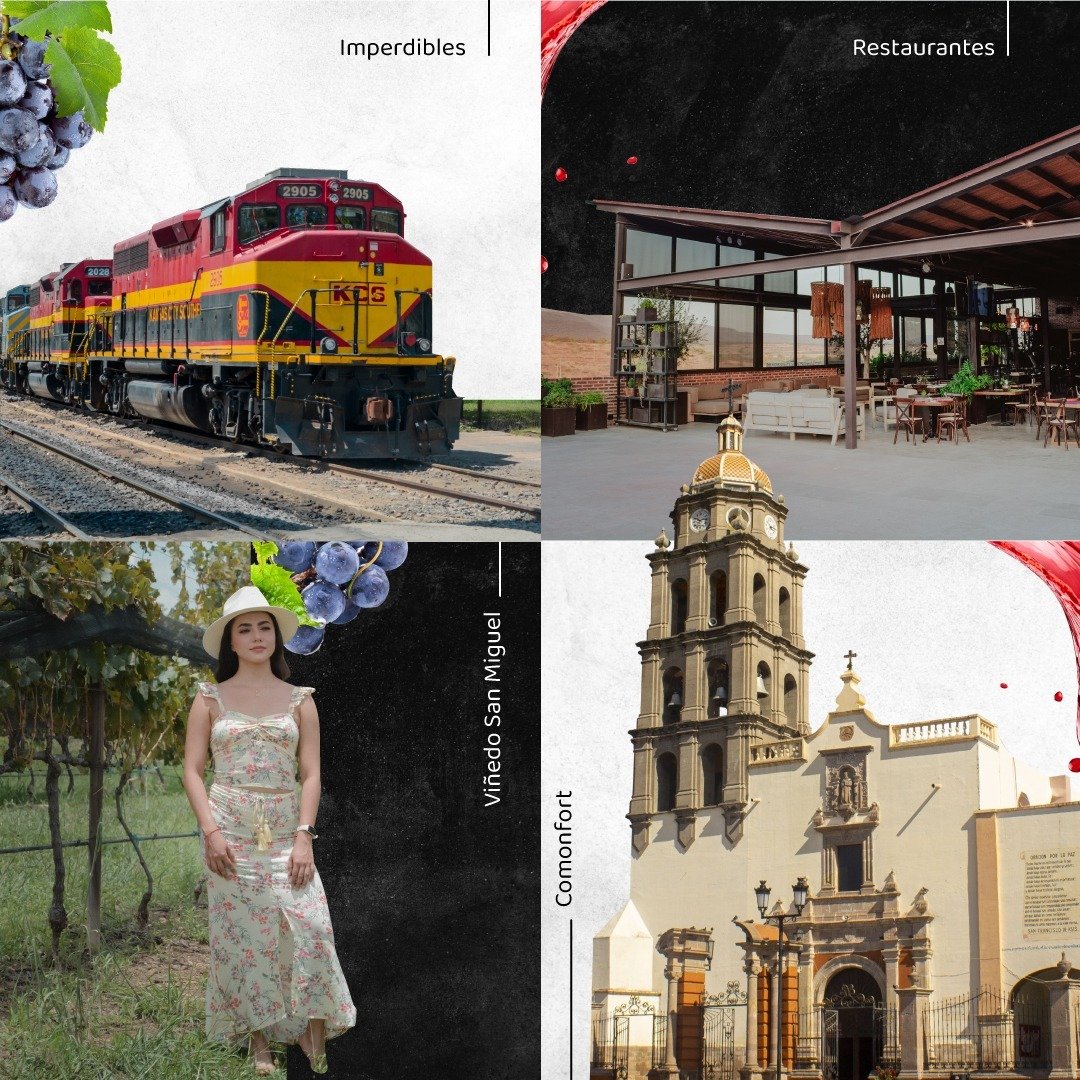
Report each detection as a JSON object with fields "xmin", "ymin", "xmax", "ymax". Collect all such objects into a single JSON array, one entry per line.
[
  {"xmin": 658, "ymin": 958, "xmax": 682, "ymax": 1077},
  {"xmin": 789, "ymin": 569, "xmax": 806, "ymax": 650},
  {"xmin": 684, "ymin": 641, "xmax": 706, "ymax": 725},
  {"xmin": 768, "ymin": 954, "xmax": 779, "ymax": 1080},
  {"xmin": 796, "ymin": 931, "xmax": 816, "ymax": 1066},
  {"xmin": 764, "ymin": 561, "xmax": 781, "ymax": 637},
  {"xmin": 729, "ymin": 640, "xmax": 756, "ymax": 716},
  {"xmin": 743, "ymin": 954, "xmax": 761, "ymax": 1080},
  {"xmin": 895, "ymin": 984, "xmax": 931, "ymax": 1080},
  {"xmin": 728, "ymin": 545, "xmax": 755, "ymax": 623},
  {"xmin": 687, "ymin": 549, "xmax": 708, "ymax": 632},
  {"xmin": 1047, "ymin": 954, "xmax": 1079, "ymax": 1080},
  {"xmin": 647, "ymin": 553, "xmax": 669, "ymax": 640},
  {"xmin": 638, "ymin": 645, "xmax": 662, "ymax": 729}
]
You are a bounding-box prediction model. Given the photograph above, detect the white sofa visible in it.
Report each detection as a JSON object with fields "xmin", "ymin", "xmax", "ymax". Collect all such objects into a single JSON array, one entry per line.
[{"xmin": 743, "ymin": 389, "xmax": 863, "ymax": 446}]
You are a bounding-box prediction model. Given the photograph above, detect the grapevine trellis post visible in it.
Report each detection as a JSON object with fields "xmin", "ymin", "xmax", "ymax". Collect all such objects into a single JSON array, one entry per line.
[{"xmin": 0, "ymin": 605, "xmax": 206, "ymax": 953}]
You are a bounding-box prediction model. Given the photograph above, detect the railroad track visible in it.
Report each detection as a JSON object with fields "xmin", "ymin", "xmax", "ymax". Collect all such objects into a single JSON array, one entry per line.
[
  {"xmin": 0, "ymin": 393, "xmax": 541, "ymax": 521},
  {"xmin": 0, "ymin": 418, "xmax": 277, "ymax": 539}
]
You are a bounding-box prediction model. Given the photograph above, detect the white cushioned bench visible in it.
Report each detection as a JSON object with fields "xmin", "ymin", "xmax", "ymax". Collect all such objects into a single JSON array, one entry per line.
[{"xmin": 743, "ymin": 390, "xmax": 862, "ymax": 446}]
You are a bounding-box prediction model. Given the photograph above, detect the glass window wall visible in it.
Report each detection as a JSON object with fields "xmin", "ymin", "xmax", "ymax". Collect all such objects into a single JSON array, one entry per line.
[
  {"xmin": 626, "ymin": 229, "xmax": 673, "ymax": 279},
  {"xmin": 717, "ymin": 303, "xmax": 754, "ymax": 369}
]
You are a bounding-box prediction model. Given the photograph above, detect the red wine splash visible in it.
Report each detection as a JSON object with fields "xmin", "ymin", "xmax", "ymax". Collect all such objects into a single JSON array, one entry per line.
[
  {"xmin": 541, "ymin": 1, "xmax": 607, "ymax": 95},
  {"xmin": 990, "ymin": 541, "xmax": 1080, "ymax": 761}
]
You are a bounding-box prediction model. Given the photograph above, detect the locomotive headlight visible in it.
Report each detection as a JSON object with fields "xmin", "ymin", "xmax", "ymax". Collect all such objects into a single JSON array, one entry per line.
[
  {"xmin": 417, "ymin": 337, "xmax": 431, "ymax": 353},
  {"xmin": 321, "ymin": 337, "xmax": 338, "ymax": 353}
]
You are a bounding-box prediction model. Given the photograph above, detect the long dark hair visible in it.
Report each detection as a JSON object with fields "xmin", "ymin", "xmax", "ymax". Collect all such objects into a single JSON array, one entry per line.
[{"xmin": 215, "ymin": 612, "xmax": 291, "ymax": 681}]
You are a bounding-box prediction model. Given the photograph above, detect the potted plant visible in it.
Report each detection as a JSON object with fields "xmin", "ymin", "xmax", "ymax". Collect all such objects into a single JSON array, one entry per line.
[
  {"xmin": 636, "ymin": 299, "xmax": 658, "ymax": 324},
  {"xmin": 575, "ymin": 390, "xmax": 608, "ymax": 430},
  {"xmin": 942, "ymin": 359, "xmax": 993, "ymax": 398},
  {"xmin": 649, "ymin": 326, "xmax": 667, "ymax": 348},
  {"xmin": 541, "ymin": 377, "xmax": 577, "ymax": 437}
]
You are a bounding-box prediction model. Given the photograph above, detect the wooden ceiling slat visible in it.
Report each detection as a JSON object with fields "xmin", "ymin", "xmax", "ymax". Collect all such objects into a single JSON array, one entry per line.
[{"xmin": 1028, "ymin": 164, "xmax": 1077, "ymax": 199}]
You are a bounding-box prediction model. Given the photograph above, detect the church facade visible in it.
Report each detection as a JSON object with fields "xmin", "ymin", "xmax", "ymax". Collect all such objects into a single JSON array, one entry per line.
[{"xmin": 591, "ymin": 419, "xmax": 1080, "ymax": 1080}]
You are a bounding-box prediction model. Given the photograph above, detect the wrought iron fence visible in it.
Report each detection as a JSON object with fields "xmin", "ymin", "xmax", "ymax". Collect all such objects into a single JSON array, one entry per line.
[
  {"xmin": 923, "ymin": 987, "xmax": 1051, "ymax": 1071},
  {"xmin": 592, "ymin": 996, "xmax": 656, "ymax": 1078},
  {"xmin": 651, "ymin": 1013, "xmax": 668, "ymax": 1071}
]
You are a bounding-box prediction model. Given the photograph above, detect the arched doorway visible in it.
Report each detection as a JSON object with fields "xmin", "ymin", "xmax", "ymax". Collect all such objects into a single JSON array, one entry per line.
[{"xmin": 822, "ymin": 969, "xmax": 884, "ymax": 1080}]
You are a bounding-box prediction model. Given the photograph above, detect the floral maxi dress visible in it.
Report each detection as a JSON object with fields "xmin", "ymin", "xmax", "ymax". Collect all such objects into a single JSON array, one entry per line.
[{"xmin": 199, "ymin": 681, "xmax": 356, "ymax": 1046}]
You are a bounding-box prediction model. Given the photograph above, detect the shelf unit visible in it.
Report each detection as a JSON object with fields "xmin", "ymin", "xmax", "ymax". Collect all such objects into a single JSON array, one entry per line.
[{"xmin": 613, "ymin": 318, "xmax": 680, "ymax": 431}]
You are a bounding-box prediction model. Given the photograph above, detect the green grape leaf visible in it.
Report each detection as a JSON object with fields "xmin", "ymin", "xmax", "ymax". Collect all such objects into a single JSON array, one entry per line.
[
  {"xmin": 44, "ymin": 25, "xmax": 120, "ymax": 131},
  {"xmin": 2, "ymin": 0, "xmax": 112, "ymax": 39},
  {"xmin": 252, "ymin": 541, "xmax": 279, "ymax": 565},
  {"xmin": 250, "ymin": 563, "xmax": 320, "ymax": 628}
]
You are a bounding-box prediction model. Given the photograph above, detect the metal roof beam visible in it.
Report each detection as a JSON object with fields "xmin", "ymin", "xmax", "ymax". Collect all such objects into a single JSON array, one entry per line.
[
  {"xmin": 591, "ymin": 200, "xmax": 838, "ymax": 239},
  {"xmin": 618, "ymin": 217, "xmax": 1080, "ymax": 291},
  {"xmin": 849, "ymin": 126, "xmax": 1080, "ymax": 237},
  {"xmin": 1028, "ymin": 165, "xmax": 1076, "ymax": 199}
]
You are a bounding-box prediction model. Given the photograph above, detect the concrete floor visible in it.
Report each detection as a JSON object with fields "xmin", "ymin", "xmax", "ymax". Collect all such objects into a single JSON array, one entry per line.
[{"xmin": 541, "ymin": 416, "xmax": 1080, "ymax": 540}]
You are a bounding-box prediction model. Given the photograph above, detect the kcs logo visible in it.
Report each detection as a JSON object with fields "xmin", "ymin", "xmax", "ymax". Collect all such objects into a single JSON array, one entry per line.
[{"xmin": 330, "ymin": 283, "xmax": 386, "ymax": 305}]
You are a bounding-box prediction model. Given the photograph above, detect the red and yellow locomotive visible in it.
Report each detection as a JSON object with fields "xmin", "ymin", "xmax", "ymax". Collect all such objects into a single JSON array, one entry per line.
[{"xmin": 1, "ymin": 168, "xmax": 461, "ymax": 458}]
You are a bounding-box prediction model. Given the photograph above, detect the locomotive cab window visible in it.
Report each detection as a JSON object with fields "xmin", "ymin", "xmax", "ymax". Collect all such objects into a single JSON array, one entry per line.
[
  {"xmin": 65, "ymin": 280, "xmax": 82, "ymax": 304},
  {"xmin": 87, "ymin": 279, "xmax": 111, "ymax": 297},
  {"xmin": 286, "ymin": 204, "xmax": 328, "ymax": 229},
  {"xmin": 237, "ymin": 204, "xmax": 281, "ymax": 244},
  {"xmin": 335, "ymin": 206, "xmax": 366, "ymax": 230},
  {"xmin": 371, "ymin": 207, "xmax": 402, "ymax": 234},
  {"xmin": 210, "ymin": 209, "xmax": 227, "ymax": 253}
]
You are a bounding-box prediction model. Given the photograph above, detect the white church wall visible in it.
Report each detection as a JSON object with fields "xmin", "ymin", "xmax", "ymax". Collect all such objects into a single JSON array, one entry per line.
[{"xmin": 993, "ymin": 803, "xmax": 1080, "ymax": 988}]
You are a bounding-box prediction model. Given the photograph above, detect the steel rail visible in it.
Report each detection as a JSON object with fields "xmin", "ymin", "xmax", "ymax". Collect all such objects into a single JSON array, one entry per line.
[
  {"xmin": 1, "ymin": 393, "xmax": 540, "ymax": 519},
  {"xmin": 0, "ymin": 418, "xmax": 276, "ymax": 540},
  {"xmin": 327, "ymin": 461, "xmax": 541, "ymax": 517},
  {"xmin": 0, "ymin": 468, "xmax": 92, "ymax": 539}
]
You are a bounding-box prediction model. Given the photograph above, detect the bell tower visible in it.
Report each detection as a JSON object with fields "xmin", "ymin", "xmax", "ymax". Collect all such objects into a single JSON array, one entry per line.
[{"xmin": 628, "ymin": 417, "xmax": 813, "ymax": 853}]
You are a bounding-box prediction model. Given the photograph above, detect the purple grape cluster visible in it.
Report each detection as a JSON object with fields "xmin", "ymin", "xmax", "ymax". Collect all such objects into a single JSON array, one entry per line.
[
  {"xmin": 276, "ymin": 540, "xmax": 408, "ymax": 655},
  {"xmin": 0, "ymin": 32, "xmax": 92, "ymax": 222}
]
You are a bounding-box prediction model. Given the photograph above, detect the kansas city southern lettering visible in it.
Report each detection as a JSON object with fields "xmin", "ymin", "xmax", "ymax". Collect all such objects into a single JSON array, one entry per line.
[{"xmin": 330, "ymin": 283, "xmax": 387, "ymax": 305}]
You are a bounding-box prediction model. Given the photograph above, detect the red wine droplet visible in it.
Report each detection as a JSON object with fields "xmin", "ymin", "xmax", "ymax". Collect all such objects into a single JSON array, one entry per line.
[
  {"xmin": 541, "ymin": 256, "xmax": 549, "ymax": 273},
  {"xmin": 1070, "ymin": 758, "xmax": 1080, "ymax": 773},
  {"xmin": 990, "ymin": 541, "xmax": 1080, "ymax": 767},
  {"xmin": 1000, "ymin": 683, "xmax": 1008, "ymax": 689},
  {"xmin": 554, "ymin": 167, "xmax": 568, "ymax": 183},
  {"xmin": 626, "ymin": 155, "xmax": 639, "ymax": 165}
]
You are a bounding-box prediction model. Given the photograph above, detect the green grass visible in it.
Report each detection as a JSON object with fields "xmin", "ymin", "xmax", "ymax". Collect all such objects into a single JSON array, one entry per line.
[
  {"xmin": 0, "ymin": 764, "xmax": 266, "ymax": 1077},
  {"xmin": 461, "ymin": 398, "xmax": 540, "ymax": 433}
]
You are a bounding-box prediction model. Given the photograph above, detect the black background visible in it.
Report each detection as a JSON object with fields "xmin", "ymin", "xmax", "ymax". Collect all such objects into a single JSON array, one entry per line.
[
  {"xmin": 542, "ymin": 1, "xmax": 1080, "ymax": 313},
  {"xmin": 282, "ymin": 543, "xmax": 538, "ymax": 1079}
]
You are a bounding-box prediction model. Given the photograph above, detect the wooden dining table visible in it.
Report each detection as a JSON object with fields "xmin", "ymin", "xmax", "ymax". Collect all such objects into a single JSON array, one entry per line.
[
  {"xmin": 886, "ymin": 395, "xmax": 958, "ymax": 441},
  {"xmin": 973, "ymin": 388, "xmax": 1027, "ymax": 425}
]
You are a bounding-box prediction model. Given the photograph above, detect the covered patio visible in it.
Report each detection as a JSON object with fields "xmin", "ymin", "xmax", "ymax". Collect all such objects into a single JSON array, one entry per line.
[{"xmin": 596, "ymin": 124, "xmax": 1080, "ymax": 449}]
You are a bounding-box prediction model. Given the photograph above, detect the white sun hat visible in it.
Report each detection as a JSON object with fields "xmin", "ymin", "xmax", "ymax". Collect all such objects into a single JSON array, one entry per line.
[{"xmin": 202, "ymin": 585, "xmax": 300, "ymax": 658}]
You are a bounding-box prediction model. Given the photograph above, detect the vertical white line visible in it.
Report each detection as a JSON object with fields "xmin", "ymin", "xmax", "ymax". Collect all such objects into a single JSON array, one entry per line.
[
  {"xmin": 498, "ymin": 541, "xmax": 502, "ymax": 597},
  {"xmin": 1006, "ymin": 0, "xmax": 1011, "ymax": 57}
]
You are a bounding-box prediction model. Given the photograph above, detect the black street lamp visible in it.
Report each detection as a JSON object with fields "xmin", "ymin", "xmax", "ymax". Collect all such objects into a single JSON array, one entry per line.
[{"xmin": 755, "ymin": 877, "xmax": 809, "ymax": 1080}]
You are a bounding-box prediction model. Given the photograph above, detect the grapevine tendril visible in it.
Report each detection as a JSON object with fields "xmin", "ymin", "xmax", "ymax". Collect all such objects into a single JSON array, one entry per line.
[{"xmin": 347, "ymin": 542, "xmax": 383, "ymax": 599}]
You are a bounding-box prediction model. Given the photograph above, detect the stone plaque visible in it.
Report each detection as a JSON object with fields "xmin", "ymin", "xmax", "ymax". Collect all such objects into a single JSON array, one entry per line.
[{"xmin": 1021, "ymin": 848, "xmax": 1080, "ymax": 940}]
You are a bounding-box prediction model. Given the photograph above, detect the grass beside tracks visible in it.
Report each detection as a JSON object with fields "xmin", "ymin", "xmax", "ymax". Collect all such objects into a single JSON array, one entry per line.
[
  {"xmin": 461, "ymin": 399, "xmax": 540, "ymax": 433},
  {"xmin": 0, "ymin": 764, "xmax": 260, "ymax": 1078}
]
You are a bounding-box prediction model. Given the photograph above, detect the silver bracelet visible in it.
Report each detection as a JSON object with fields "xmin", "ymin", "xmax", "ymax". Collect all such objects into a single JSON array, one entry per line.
[{"xmin": 295, "ymin": 824, "xmax": 318, "ymax": 839}]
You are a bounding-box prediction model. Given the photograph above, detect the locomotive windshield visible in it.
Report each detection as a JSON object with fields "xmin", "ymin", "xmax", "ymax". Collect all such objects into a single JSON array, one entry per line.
[
  {"xmin": 237, "ymin": 204, "xmax": 281, "ymax": 243},
  {"xmin": 371, "ymin": 208, "xmax": 402, "ymax": 234},
  {"xmin": 335, "ymin": 206, "xmax": 365, "ymax": 229},
  {"xmin": 286, "ymin": 204, "xmax": 327, "ymax": 228},
  {"xmin": 87, "ymin": 279, "xmax": 111, "ymax": 297}
]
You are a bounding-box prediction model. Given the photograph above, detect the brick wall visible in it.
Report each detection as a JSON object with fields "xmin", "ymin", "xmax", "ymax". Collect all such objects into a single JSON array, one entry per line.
[
  {"xmin": 1048, "ymin": 297, "xmax": 1080, "ymax": 331},
  {"xmin": 572, "ymin": 367, "xmax": 846, "ymax": 420}
]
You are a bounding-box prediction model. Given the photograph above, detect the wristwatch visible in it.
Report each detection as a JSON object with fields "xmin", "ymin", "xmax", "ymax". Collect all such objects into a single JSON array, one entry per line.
[{"xmin": 295, "ymin": 824, "xmax": 319, "ymax": 839}]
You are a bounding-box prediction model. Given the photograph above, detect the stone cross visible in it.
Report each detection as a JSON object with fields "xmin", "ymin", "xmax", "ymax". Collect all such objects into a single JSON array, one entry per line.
[{"xmin": 844, "ymin": 650, "xmax": 857, "ymax": 671}]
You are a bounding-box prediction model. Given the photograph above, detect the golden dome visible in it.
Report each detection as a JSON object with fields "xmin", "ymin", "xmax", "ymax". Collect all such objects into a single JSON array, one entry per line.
[{"xmin": 692, "ymin": 417, "xmax": 773, "ymax": 492}]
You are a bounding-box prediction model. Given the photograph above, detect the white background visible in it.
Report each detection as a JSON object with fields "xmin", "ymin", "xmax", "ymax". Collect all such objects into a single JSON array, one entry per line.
[
  {"xmin": 1, "ymin": 0, "xmax": 539, "ymax": 398},
  {"xmin": 541, "ymin": 537, "xmax": 1079, "ymax": 1079}
]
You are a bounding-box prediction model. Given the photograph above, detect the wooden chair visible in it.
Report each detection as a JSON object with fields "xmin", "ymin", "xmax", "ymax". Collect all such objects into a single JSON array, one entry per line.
[
  {"xmin": 937, "ymin": 394, "xmax": 970, "ymax": 444},
  {"xmin": 1004, "ymin": 388, "xmax": 1034, "ymax": 427},
  {"xmin": 1042, "ymin": 401, "xmax": 1080, "ymax": 448},
  {"xmin": 1035, "ymin": 395, "xmax": 1060, "ymax": 441},
  {"xmin": 893, "ymin": 398, "xmax": 924, "ymax": 445}
]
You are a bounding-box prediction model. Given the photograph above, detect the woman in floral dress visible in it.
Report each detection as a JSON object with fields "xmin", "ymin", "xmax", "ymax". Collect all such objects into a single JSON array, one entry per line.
[{"xmin": 182, "ymin": 586, "xmax": 356, "ymax": 1075}]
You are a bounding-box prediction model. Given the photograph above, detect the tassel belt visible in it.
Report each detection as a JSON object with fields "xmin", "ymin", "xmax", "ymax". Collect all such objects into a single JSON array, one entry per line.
[{"xmin": 208, "ymin": 782, "xmax": 298, "ymax": 852}]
